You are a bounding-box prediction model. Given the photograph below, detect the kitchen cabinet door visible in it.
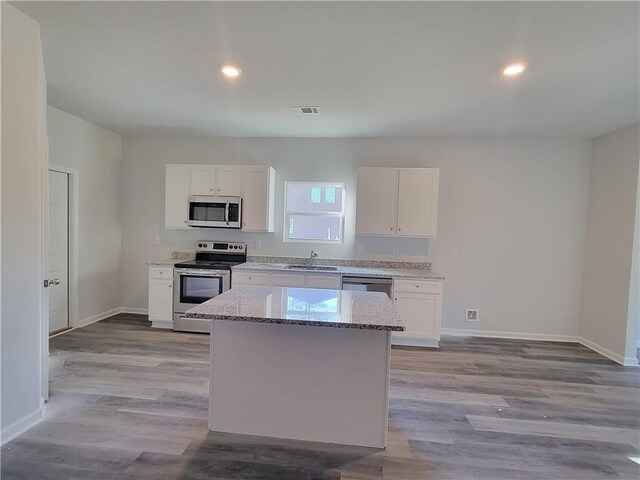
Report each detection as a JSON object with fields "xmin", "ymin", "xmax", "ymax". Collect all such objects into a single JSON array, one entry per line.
[
  {"xmin": 242, "ymin": 166, "xmax": 275, "ymax": 232},
  {"xmin": 232, "ymin": 272, "xmax": 271, "ymax": 286},
  {"xmin": 190, "ymin": 165, "xmax": 216, "ymax": 195},
  {"xmin": 271, "ymin": 273, "xmax": 306, "ymax": 287},
  {"xmin": 148, "ymin": 278, "xmax": 173, "ymax": 325},
  {"xmin": 305, "ymin": 275, "xmax": 342, "ymax": 290},
  {"xmin": 216, "ymin": 166, "xmax": 242, "ymax": 196},
  {"xmin": 397, "ymin": 168, "xmax": 439, "ymax": 237},
  {"xmin": 165, "ymin": 164, "xmax": 191, "ymax": 229},
  {"xmin": 393, "ymin": 292, "xmax": 441, "ymax": 339},
  {"xmin": 356, "ymin": 168, "xmax": 398, "ymax": 235}
]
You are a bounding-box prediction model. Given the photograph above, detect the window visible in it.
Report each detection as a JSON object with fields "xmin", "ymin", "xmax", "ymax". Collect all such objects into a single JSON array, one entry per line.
[{"xmin": 284, "ymin": 182, "xmax": 345, "ymax": 243}]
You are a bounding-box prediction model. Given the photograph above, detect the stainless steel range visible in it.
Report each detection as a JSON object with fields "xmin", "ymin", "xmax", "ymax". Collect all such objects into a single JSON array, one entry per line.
[{"xmin": 173, "ymin": 241, "xmax": 246, "ymax": 333}]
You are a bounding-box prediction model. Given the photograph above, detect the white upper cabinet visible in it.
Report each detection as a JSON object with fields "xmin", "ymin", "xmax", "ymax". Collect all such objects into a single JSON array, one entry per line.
[
  {"xmin": 356, "ymin": 167, "xmax": 439, "ymax": 238},
  {"xmin": 165, "ymin": 164, "xmax": 191, "ymax": 229},
  {"xmin": 165, "ymin": 164, "xmax": 275, "ymax": 231},
  {"xmin": 216, "ymin": 166, "xmax": 242, "ymax": 196},
  {"xmin": 355, "ymin": 168, "xmax": 398, "ymax": 236},
  {"xmin": 189, "ymin": 165, "xmax": 216, "ymax": 195},
  {"xmin": 242, "ymin": 166, "xmax": 276, "ymax": 232},
  {"xmin": 397, "ymin": 168, "xmax": 439, "ymax": 237}
]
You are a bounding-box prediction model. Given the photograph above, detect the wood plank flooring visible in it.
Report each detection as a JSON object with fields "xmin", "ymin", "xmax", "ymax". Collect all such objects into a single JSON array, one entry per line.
[{"xmin": 2, "ymin": 313, "xmax": 639, "ymax": 479}]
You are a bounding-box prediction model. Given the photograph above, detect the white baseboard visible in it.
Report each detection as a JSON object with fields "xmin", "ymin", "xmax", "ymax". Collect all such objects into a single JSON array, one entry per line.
[
  {"xmin": 441, "ymin": 328, "xmax": 640, "ymax": 366},
  {"xmin": 120, "ymin": 307, "xmax": 149, "ymax": 315},
  {"xmin": 77, "ymin": 307, "xmax": 122, "ymax": 328},
  {"xmin": 392, "ymin": 335, "xmax": 439, "ymax": 348},
  {"xmin": 578, "ymin": 336, "xmax": 639, "ymax": 367},
  {"xmin": 151, "ymin": 320, "xmax": 173, "ymax": 329},
  {"xmin": 76, "ymin": 307, "xmax": 148, "ymax": 329},
  {"xmin": 441, "ymin": 327, "xmax": 579, "ymax": 343},
  {"xmin": 1, "ymin": 407, "xmax": 43, "ymax": 446}
]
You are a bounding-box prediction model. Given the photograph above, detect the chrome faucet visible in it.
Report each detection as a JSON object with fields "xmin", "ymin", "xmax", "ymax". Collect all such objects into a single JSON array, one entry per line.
[{"xmin": 310, "ymin": 250, "xmax": 319, "ymax": 265}]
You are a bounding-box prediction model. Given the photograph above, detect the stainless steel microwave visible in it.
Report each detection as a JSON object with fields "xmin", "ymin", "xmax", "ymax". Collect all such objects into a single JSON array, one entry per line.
[{"xmin": 187, "ymin": 196, "xmax": 242, "ymax": 228}]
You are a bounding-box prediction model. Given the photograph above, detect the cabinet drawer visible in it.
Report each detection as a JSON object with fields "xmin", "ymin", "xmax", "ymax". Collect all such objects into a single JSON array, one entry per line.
[
  {"xmin": 149, "ymin": 267, "xmax": 173, "ymax": 280},
  {"xmin": 393, "ymin": 279, "xmax": 442, "ymax": 295},
  {"xmin": 271, "ymin": 273, "xmax": 306, "ymax": 287},
  {"xmin": 232, "ymin": 272, "xmax": 271, "ymax": 286},
  {"xmin": 306, "ymin": 275, "xmax": 341, "ymax": 290}
]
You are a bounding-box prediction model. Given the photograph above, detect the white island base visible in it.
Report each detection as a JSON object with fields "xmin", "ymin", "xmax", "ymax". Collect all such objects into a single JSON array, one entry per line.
[{"xmin": 209, "ymin": 319, "xmax": 391, "ymax": 448}]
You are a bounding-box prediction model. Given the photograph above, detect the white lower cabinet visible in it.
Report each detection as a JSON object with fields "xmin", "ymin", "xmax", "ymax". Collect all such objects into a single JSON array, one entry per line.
[
  {"xmin": 148, "ymin": 267, "xmax": 174, "ymax": 329},
  {"xmin": 392, "ymin": 279, "xmax": 442, "ymax": 347},
  {"xmin": 305, "ymin": 275, "xmax": 342, "ymax": 290},
  {"xmin": 231, "ymin": 272, "xmax": 271, "ymax": 285},
  {"xmin": 271, "ymin": 273, "xmax": 306, "ymax": 287},
  {"xmin": 231, "ymin": 271, "xmax": 443, "ymax": 348},
  {"xmin": 232, "ymin": 271, "xmax": 342, "ymax": 290}
]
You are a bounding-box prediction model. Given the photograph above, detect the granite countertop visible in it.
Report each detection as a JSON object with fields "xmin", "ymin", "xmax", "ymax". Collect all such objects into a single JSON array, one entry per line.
[
  {"xmin": 232, "ymin": 262, "xmax": 445, "ymax": 280},
  {"xmin": 147, "ymin": 252, "xmax": 196, "ymax": 267},
  {"xmin": 185, "ymin": 285, "xmax": 405, "ymax": 331},
  {"xmin": 147, "ymin": 259, "xmax": 185, "ymax": 267}
]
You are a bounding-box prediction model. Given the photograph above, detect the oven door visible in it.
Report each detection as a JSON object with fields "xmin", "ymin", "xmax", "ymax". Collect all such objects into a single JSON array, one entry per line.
[
  {"xmin": 173, "ymin": 269, "xmax": 231, "ymax": 314},
  {"xmin": 187, "ymin": 196, "xmax": 241, "ymax": 228}
]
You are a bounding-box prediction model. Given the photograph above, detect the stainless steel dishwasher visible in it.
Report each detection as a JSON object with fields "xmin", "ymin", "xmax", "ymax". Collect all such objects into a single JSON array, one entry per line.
[{"xmin": 341, "ymin": 276, "xmax": 392, "ymax": 298}]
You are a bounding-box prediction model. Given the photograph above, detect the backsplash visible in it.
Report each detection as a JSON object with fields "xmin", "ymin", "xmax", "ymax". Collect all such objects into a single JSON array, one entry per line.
[
  {"xmin": 247, "ymin": 256, "xmax": 431, "ymax": 270},
  {"xmin": 171, "ymin": 251, "xmax": 196, "ymax": 260}
]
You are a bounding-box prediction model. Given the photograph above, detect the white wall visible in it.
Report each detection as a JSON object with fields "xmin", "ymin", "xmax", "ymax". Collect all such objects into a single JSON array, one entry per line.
[
  {"xmin": 121, "ymin": 135, "xmax": 591, "ymax": 339},
  {"xmin": 1, "ymin": 3, "xmax": 47, "ymax": 442},
  {"xmin": 580, "ymin": 124, "xmax": 640, "ymax": 365},
  {"xmin": 47, "ymin": 107, "xmax": 123, "ymax": 323}
]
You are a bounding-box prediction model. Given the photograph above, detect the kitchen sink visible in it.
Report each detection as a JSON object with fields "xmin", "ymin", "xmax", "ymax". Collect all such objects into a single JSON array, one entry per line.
[{"xmin": 285, "ymin": 265, "xmax": 339, "ymax": 271}]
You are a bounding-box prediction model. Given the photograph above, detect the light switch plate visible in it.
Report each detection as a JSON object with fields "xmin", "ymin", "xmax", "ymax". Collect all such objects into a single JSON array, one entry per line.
[{"xmin": 466, "ymin": 309, "xmax": 479, "ymax": 322}]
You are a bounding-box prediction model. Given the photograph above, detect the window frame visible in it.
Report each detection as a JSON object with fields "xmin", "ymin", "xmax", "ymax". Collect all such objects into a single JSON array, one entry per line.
[{"xmin": 283, "ymin": 181, "xmax": 346, "ymax": 244}]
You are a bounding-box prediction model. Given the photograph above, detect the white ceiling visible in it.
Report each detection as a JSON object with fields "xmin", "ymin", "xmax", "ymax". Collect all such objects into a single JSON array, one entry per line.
[{"xmin": 14, "ymin": 1, "xmax": 640, "ymax": 138}]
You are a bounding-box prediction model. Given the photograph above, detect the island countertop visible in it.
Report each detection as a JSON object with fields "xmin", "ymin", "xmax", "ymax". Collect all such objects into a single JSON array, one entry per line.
[{"xmin": 185, "ymin": 285, "xmax": 405, "ymax": 331}]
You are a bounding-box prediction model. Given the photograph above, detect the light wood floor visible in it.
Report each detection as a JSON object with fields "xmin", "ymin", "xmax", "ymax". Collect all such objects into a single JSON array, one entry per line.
[{"xmin": 2, "ymin": 313, "xmax": 639, "ymax": 479}]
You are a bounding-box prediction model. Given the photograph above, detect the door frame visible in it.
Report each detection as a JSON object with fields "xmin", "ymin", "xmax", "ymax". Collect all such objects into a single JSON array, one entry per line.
[{"xmin": 49, "ymin": 164, "xmax": 80, "ymax": 331}]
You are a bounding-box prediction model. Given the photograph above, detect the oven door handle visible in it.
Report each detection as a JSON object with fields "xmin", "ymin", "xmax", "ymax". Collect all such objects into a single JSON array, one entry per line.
[
  {"xmin": 175, "ymin": 269, "xmax": 230, "ymax": 277},
  {"xmin": 225, "ymin": 200, "xmax": 229, "ymax": 226}
]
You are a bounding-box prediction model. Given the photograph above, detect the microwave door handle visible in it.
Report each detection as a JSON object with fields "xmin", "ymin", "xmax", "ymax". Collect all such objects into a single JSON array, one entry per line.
[{"xmin": 225, "ymin": 201, "xmax": 229, "ymax": 225}]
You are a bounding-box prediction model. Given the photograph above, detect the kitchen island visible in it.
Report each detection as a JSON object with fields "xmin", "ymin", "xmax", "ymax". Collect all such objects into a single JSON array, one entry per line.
[{"xmin": 185, "ymin": 285, "xmax": 404, "ymax": 448}]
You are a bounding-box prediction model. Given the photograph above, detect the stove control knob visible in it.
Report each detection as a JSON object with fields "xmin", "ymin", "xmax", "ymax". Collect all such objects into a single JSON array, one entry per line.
[
  {"xmin": 203, "ymin": 243, "xmax": 207, "ymax": 249},
  {"xmin": 198, "ymin": 243, "xmax": 202, "ymax": 248}
]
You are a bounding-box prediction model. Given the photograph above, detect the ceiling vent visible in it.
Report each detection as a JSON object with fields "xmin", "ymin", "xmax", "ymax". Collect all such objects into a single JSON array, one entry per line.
[{"xmin": 292, "ymin": 106, "xmax": 320, "ymax": 115}]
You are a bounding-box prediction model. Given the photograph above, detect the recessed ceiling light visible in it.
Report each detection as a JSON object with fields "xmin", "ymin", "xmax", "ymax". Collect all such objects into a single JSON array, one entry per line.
[
  {"xmin": 503, "ymin": 62, "xmax": 526, "ymax": 77},
  {"xmin": 221, "ymin": 64, "xmax": 241, "ymax": 78}
]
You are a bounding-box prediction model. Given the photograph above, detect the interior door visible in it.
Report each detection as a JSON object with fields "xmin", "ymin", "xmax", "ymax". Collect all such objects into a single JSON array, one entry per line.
[{"xmin": 48, "ymin": 170, "xmax": 70, "ymax": 334}]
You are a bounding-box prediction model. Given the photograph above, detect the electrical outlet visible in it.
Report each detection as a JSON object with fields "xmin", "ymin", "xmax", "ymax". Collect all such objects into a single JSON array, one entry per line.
[
  {"xmin": 154, "ymin": 236, "xmax": 161, "ymax": 245},
  {"xmin": 393, "ymin": 245, "xmax": 400, "ymax": 255},
  {"xmin": 466, "ymin": 309, "xmax": 479, "ymax": 322},
  {"xmin": 451, "ymin": 248, "xmax": 458, "ymax": 257},
  {"xmin": 174, "ymin": 237, "xmax": 181, "ymax": 246}
]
